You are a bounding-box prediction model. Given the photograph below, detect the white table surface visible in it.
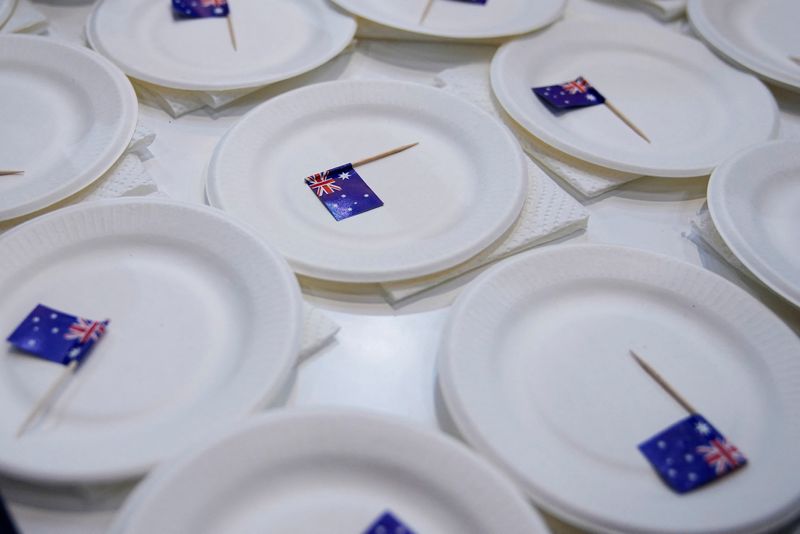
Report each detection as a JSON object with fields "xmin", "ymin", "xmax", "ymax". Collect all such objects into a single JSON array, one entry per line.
[{"xmin": 7, "ymin": 1, "xmax": 800, "ymax": 532}]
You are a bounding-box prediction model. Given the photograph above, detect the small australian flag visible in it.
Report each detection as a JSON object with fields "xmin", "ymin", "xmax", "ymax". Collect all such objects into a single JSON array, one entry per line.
[
  {"xmin": 639, "ymin": 414, "xmax": 747, "ymax": 494},
  {"xmin": 449, "ymin": 0, "xmax": 488, "ymax": 4},
  {"xmin": 6, "ymin": 304, "xmax": 109, "ymax": 366},
  {"xmin": 305, "ymin": 163, "xmax": 384, "ymax": 222},
  {"xmin": 364, "ymin": 511, "xmax": 416, "ymax": 534},
  {"xmin": 533, "ymin": 76, "xmax": 606, "ymax": 111},
  {"xmin": 172, "ymin": 0, "xmax": 229, "ymax": 18}
]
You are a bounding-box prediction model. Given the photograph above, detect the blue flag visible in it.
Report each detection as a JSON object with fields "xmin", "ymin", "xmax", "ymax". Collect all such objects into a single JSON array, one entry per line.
[
  {"xmin": 639, "ymin": 414, "xmax": 747, "ymax": 494},
  {"xmin": 172, "ymin": 0, "xmax": 229, "ymax": 18},
  {"xmin": 305, "ymin": 163, "xmax": 384, "ymax": 221},
  {"xmin": 449, "ymin": 0, "xmax": 488, "ymax": 4},
  {"xmin": 6, "ymin": 304, "xmax": 109, "ymax": 366},
  {"xmin": 364, "ymin": 512, "xmax": 416, "ymax": 534},
  {"xmin": 532, "ymin": 76, "xmax": 606, "ymax": 111}
]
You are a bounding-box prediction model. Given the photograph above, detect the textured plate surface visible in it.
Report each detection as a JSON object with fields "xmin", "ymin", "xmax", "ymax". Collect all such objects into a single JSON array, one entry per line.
[
  {"xmin": 708, "ymin": 140, "xmax": 800, "ymax": 308},
  {"xmin": 207, "ymin": 80, "xmax": 527, "ymax": 283},
  {"xmin": 110, "ymin": 410, "xmax": 549, "ymax": 534},
  {"xmin": 689, "ymin": 0, "xmax": 800, "ymax": 92},
  {"xmin": 491, "ymin": 20, "xmax": 778, "ymax": 177},
  {"xmin": 86, "ymin": 0, "xmax": 356, "ymax": 91},
  {"xmin": 440, "ymin": 244, "xmax": 800, "ymax": 533},
  {"xmin": 0, "ymin": 36, "xmax": 137, "ymax": 221},
  {"xmin": 330, "ymin": 0, "xmax": 564, "ymax": 40},
  {"xmin": 0, "ymin": 199, "xmax": 303, "ymax": 484}
]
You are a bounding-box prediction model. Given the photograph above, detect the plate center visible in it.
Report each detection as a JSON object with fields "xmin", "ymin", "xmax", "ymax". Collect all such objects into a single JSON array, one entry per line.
[{"xmin": 0, "ymin": 238, "xmax": 250, "ymax": 431}]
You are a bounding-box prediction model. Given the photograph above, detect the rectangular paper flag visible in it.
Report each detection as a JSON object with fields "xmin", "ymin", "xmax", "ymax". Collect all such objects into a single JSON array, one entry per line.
[
  {"xmin": 533, "ymin": 76, "xmax": 606, "ymax": 110},
  {"xmin": 172, "ymin": 0, "xmax": 229, "ymax": 18},
  {"xmin": 305, "ymin": 163, "xmax": 384, "ymax": 221},
  {"xmin": 638, "ymin": 414, "xmax": 747, "ymax": 494},
  {"xmin": 6, "ymin": 304, "xmax": 109, "ymax": 366},
  {"xmin": 450, "ymin": 0, "xmax": 488, "ymax": 4},
  {"xmin": 364, "ymin": 512, "xmax": 416, "ymax": 534}
]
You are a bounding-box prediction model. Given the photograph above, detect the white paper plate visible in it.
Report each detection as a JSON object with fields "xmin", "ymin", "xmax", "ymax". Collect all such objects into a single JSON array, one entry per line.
[
  {"xmin": 0, "ymin": 199, "xmax": 303, "ymax": 484},
  {"xmin": 439, "ymin": 244, "xmax": 800, "ymax": 533},
  {"xmin": 0, "ymin": 0, "xmax": 16, "ymax": 29},
  {"xmin": 109, "ymin": 410, "xmax": 549, "ymax": 534},
  {"xmin": 86, "ymin": 0, "xmax": 356, "ymax": 92},
  {"xmin": 207, "ymin": 80, "xmax": 527, "ymax": 283},
  {"xmin": 689, "ymin": 0, "xmax": 800, "ymax": 93},
  {"xmin": 330, "ymin": 0, "xmax": 564, "ymax": 40},
  {"xmin": 491, "ymin": 20, "xmax": 779, "ymax": 178},
  {"xmin": 708, "ymin": 140, "xmax": 800, "ymax": 308},
  {"xmin": 0, "ymin": 36, "xmax": 137, "ymax": 221}
]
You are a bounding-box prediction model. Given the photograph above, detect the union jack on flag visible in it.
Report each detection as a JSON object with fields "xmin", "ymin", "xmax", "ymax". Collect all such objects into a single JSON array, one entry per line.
[
  {"xmin": 65, "ymin": 317, "xmax": 108, "ymax": 345},
  {"xmin": 638, "ymin": 414, "xmax": 747, "ymax": 493},
  {"xmin": 6, "ymin": 304, "xmax": 110, "ymax": 366},
  {"xmin": 698, "ymin": 437, "xmax": 746, "ymax": 475},
  {"xmin": 172, "ymin": 0, "xmax": 229, "ymax": 18},
  {"xmin": 306, "ymin": 171, "xmax": 342, "ymax": 197},
  {"xmin": 532, "ymin": 76, "xmax": 606, "ymax": 111},
  {"xmin": 304, "ymin": 163, "xmax": 384, "ymax": 222}
]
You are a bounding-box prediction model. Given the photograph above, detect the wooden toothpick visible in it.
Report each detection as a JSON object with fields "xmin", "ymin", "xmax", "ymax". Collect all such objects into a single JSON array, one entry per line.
[
  {"xmin": 604, "ymin": 100, "xmax": 651, "ymax": 144},
  {"xmin": 419, "ymin": 0, "xmax": 435, "ymax": 24},
  {"xmin": 17, "ymin": 360, "xmax": 78, "ymax": 437},
  {"xmin": 630, "ymin": 350, "xmax": 696, "ymax": 414},
  {"xmin": 226, "ymin": 15, "xmax": 237, "ymax": 51},
  {"xmin": 352, "ymin": 142, "xmax": 419, "ymax": 168},
  {"xmin": 0, "ymin": 171, "xmax": 23, "ymax": 176}
]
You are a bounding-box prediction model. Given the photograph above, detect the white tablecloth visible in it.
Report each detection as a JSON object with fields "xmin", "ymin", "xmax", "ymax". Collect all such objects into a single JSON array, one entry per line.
[{"xmin": 9, "ymin": 1, "xmax": 800, "ymax": 532}]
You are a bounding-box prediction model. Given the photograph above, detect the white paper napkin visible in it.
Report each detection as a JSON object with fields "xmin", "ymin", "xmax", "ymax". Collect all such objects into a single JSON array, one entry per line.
[
  {"xmin": 379, "ymin": 66, "xmax": 589, "ymax": 303},
  {"xmin": 632, "ymin": 0, "xmax": 687, "ymax": 21},
  {"xmin": 688, "ymin": 203, "xmax": 751, "ymax": 279},
  {"xmin": 380, "ymin": 158, "xmax": 589, "ymax": 303},
  {"xmin": 0, "ymin": 0, "xmax": 47, "ymax": 34},
  {"xmin": 299, "ymin": 303, "xmax": 339, "ymax": 359},
  {"xmin": 133, "ymin": 80, "xmax": 263, "ymax": 119},
  {"xmin": 436, "ymin": 63, "xmax": 645, "ymax": 198}
]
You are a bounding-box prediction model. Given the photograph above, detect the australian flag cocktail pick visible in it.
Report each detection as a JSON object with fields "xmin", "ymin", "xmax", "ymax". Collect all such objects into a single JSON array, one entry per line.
[
  {"xmin": 363, "ymin": 511, "xmax": 416, "ymax": 534},
  {"xmin": 172, "ymin": 0, "xmax": 229, "ymax": 18},
  {"xmin": 7, "ymin": 304, "xmax": 109, "ymax": 366},
  {"xmin": 532, "ymin": 76, "xmax": 606, "ymax": 111},
  {"xmin": 305, "ymin": 163, "xmax": 384, "ymax": 222},
  {"xmin": 449, "ymin": 0, "xmax": 488, "ymax": 4},
  {"xmin": 639, "ymin": 414, "xmax": 747, "ymax": 494}
]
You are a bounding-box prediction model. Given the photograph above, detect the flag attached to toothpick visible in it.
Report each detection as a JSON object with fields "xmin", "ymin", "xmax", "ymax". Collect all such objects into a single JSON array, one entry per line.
[
  {"xmin": 7, "ymin": 304, "xmax": 108, "ymax": 366},
  {"xmin": 172, "ymin": 0, "xmax": 229, "ymax": 18},
  {"xmin": 172, "ymin": 0, "xmax": 237, "ymax": 50},
  {"xmin": 639, "ymin": 414, "xmax": 747, "ymax": 494},
  {"xmin": 8, "ymin": 305, "xmax": 110, "ymax": 436},
  {"xmin": 304, "ymin": 142, "xmax": 417, "ymax": 222},
  {"xmin": 306, "ymin": 164, "xmax": 384, "ymax": 222},
  {"xmin": 533, "ymin": 76, "xmax": 651, "ymax": 143},
  {"xmin": 533, "ymin": 76, "xmax": 605, "ymax": 109},
  {"xmin": 364, "ymin": 511, "xmax": 416, "ymax": 534},
  {"xmin": 630, "ymin": 350, "xmax": 747, "ymax": 494}
]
